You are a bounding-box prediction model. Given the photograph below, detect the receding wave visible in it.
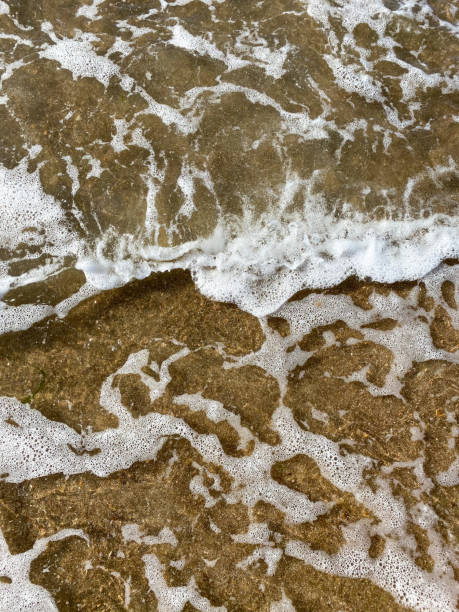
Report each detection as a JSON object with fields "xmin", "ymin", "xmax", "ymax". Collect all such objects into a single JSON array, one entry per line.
[{"xmin": 0, "ymin": 0, "xmax": 457, "ymax": 325}]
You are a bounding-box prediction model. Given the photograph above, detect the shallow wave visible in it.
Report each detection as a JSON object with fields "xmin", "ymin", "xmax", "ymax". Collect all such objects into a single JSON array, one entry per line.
[
  {"xmin": 0, "ymin": 0, "xmax": 458, "ymax": 323},
  {"xmin": 89, "ymin": 206, "xmax": 459, "ymax": 314}
]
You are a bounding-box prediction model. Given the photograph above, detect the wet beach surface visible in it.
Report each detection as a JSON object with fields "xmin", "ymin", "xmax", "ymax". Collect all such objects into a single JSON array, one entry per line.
[
  {"xmin": 0, "ymin": 0, "xmax": 458, "ymax": 609},
  {"xmin": 0, "ymin": 264, "xmax": 458, "ymax": 610}
]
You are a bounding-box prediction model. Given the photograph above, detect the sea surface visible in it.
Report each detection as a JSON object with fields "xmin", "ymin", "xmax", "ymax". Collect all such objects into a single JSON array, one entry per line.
[{"xmin": 0, "ymin": 0, "xmax": 458, "ymax": 610}]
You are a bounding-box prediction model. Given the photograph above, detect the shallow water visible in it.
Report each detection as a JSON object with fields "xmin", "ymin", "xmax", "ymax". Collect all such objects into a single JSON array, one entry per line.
[
  {"xmin": 0, "ymin": 0, "xmax": 458, "ymax": 315},
  {"xmin": 0, "ymin": 0, "xmax": 458, "ymax": 610}
]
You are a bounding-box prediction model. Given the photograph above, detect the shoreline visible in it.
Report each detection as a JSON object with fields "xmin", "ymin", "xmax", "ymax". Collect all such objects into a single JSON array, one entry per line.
[{"xmin": 1, "ymin": 256, "xmax": 458, "ymax": 336}]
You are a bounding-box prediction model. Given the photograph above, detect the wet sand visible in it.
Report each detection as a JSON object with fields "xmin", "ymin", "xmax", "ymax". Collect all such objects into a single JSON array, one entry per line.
[
  {"xmin": 0, "ymin": 264, "xmax": 457, "ymax": 610},
  {"xmin": 0, "ymin": 0, "xmax": 458, "ymax": 608}
]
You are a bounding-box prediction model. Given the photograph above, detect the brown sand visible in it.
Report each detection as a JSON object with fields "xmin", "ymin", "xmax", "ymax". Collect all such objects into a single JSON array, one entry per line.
[{"xmin": 0, "ymin": 267, "xmax": 457, "ymax": 610}]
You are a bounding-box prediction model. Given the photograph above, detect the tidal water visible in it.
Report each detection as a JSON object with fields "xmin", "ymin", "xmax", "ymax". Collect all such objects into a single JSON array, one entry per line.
[{"xmin": 0, "ymin": 1, "xmax": 458, "ymax": 610}]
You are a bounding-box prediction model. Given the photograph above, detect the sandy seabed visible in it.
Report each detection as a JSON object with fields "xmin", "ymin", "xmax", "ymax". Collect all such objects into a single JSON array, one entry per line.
[{"xmin": 0, "ymin": 263, "xmax": 457, "ymax": 611}]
